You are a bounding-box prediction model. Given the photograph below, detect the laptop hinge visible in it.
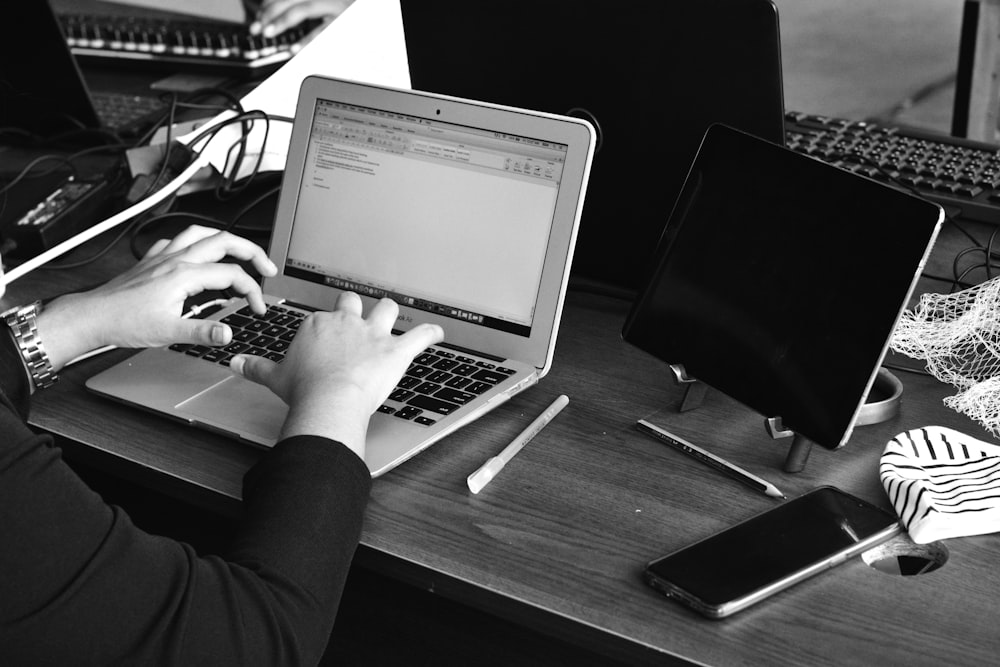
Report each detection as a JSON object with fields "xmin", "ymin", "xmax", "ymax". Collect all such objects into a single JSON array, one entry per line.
[
  {"xmin": 280, "ymin": 300, "xmax": 320, "ymax": 312},
  {"xmin": 437, "ymin": 341, "xmax": 505, "ymax": 362}
]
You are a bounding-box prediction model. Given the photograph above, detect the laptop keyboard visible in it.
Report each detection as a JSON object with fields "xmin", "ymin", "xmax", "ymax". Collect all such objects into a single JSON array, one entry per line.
[
  {"xmin": 168, "ymin": 304, "xmax": 515, "ymax": 426},
  {"xmin": 60, "ymin": 13, "xmax": 322, "ymax": 71},
  {"xmin": 91, "ymin": 90, "xmax": 168, "ymax": 134}
]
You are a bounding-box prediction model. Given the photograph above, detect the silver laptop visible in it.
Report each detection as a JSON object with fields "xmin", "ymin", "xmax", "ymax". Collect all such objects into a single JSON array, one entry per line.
[{"xmin": 87, "ymin": 75, "xmax": 595, "ymax": 477}]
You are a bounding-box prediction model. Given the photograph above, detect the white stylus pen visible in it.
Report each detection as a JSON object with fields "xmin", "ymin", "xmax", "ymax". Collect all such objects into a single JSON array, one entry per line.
[{"xmin": 467, "ymin": 394, "xmax": 570, "ymax": 494}]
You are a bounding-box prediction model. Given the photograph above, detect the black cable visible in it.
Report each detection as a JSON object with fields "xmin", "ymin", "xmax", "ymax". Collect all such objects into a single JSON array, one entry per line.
[
  {"xmin": 41, "ymin": 216, "xmax": 145, "ymax": 270},
  {"xmin": 952, "ymin": 246, "xmax": 985, "ymax": 289},
  {"xmin": 882, "ymin": 361, "xmax": 932, "ymax": 377},
  {"xmin": 36, "ymin": 105, "xmax": 286, "ymax": 273},
  {"xmin": 955, "ymin": 261, "xmax": 989, "ymax": 286},
  {"xmin": 950, "ymin": 226, "xmax": 1000, "ymax": 290},
  {"xmin": 985, "ymin": 226, "xmax": 1000, "ymax": 281},
  {"xmin": 921, "ymin": 271, "xmax": 976, "ymax": 289},
  {"xmin": 128, "ymin": 211, "xmax": 229, "ymax": 260},
  {"xmin": 0, "ymin": 138, "xmax": 139, "ymax": 204},
  {"xmin": 866, "ymin": 72, "xmax": 958, "ymax": 124},
  {"xmin": 947, "ymin": 216, "xmax": 983, "ymax": 248},
  {"xmin": 132, "ymin": 87, "xmax": 244, "ymax": 149},
  {"xmin": 124, "ymin": 183, "xmax": 279, "ymax": 256},
  {"xmin": 0, "ymin": 154, "xmax": 78, "ymax": 198},
  {"xmin": 134, "ymin": 93, "xmax": 180, "ymax": 202},
  {"xmin": 217, "ymin": 110, "xmax": 278, "ymax": 200},
  {"xmin": 103, "ymin": 112, "xmax": 256, "ymax": 264},
  {"xmin": 228, "ymin": 184, "xmax": 281, "ymax": 232},
  {"xmin": 0, "ymin": 126, "xmax": 47, "ymax": 145},
  {"xmin": 184, "ymin": 87, "xmax": 245, "ymax": 113}
]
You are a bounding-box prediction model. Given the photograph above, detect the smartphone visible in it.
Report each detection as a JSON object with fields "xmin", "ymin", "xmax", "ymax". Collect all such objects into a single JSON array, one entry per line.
[{"xmin": 643, "ymin": 486, "xmax": 901, "ymax": 619}]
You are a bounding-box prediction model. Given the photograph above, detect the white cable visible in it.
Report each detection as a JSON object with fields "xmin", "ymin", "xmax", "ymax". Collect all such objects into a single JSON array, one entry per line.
[{"xmin": 1, "ymin": 151, "xmax": 210, "ymax": 288}]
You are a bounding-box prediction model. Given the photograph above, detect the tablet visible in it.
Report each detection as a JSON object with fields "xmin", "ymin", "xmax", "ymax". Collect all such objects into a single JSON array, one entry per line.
[{"xmin": 622, "ymin": 124, "xmax": 943, "ymax": 449}]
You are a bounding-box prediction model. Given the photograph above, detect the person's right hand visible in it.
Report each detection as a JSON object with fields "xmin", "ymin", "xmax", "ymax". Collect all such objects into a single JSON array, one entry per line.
[
  {"xmin": 229, "ymin": 292, "xmax": 443, "ymax": 459},
  {"xmin": 36, "ymin": 225, "xmax": 276, "ymax": 372},
  {"xmin": 249, "ymin": 0, "xmax": 354, "ymax": 38}
]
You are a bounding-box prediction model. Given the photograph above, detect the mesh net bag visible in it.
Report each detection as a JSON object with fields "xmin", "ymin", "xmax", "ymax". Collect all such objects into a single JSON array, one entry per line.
[{"xmin": 891, "ymin": 277, "xmax": 1000, "ymax": 436}]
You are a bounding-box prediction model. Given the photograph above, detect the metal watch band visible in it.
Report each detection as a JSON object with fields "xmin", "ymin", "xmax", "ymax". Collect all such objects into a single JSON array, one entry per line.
[{"xmin": 2, "ymin": 300, "xmax": 58, "ymax": 390}]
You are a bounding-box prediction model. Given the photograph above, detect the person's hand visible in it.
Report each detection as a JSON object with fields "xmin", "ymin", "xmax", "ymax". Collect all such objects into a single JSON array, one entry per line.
[
  {"xmin": 37, "ymin": 226, "xmax": 277, "ymax": 370},
  {"xmin": 230, "ymin": 292, "xmax": 443, "ymax": 457},
  {"xmin": 249, "ymin": 0, "xmax": 355, "ymax": 38}
]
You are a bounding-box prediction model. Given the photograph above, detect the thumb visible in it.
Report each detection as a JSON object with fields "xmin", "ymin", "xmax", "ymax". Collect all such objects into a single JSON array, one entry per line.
[
  {"xmin": 181, "ymin": 320, "xmax": 233, "ymax": 347},
  {"xmin": 230, "ymin": 354, "xmax": 280, "ymax": 390}
]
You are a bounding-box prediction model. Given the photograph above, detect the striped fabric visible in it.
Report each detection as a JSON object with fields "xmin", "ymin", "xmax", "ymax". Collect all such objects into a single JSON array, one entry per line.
[{"xmin": 881, "ymin": 426, "xmax": 1000, "ymax": 543}]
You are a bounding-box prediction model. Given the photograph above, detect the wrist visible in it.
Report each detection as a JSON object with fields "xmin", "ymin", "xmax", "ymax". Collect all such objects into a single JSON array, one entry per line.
[
  {"xmin": 33, "ymin": 293, "xmax": 103, "ymax": 371},
  {"xmin": 280, "ymin": 388, "xmax": 371, "ymax": 460},
  {"xmin": 3, "ymin": 301, "xmax": 58, "ymax": 391}
]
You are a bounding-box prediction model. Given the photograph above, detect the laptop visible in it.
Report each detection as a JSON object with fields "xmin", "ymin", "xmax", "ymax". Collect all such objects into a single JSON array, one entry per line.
[
  {"xmin": 87, "ymin": 75, "xmax": 596, "ymax": 476},
  {"xmin": 400, "ymin": 0, "xmax": 785, "ymax": 290},
  {"xmin": 622, "ymin": 124, "xmax": 944, "ymax": 450},
  {"xmin": 0, "ymin": 1, "xmax": 167, "ymax": 137}
]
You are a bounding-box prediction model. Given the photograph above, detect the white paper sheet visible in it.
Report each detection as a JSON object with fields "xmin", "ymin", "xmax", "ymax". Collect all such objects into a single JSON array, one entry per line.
[{"xmin": 180, "ymin": 0, "xmax": 410, "ymax": 181}]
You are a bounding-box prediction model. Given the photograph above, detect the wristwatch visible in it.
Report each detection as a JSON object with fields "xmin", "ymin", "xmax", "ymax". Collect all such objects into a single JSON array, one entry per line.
[{"xmin": 2, "ymin": 300, "xmax": 58, "ymax": 390}]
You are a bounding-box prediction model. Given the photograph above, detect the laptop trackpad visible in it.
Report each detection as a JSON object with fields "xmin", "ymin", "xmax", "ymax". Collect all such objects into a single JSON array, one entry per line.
[{"xmin": 177, "ymin": 376, "xmax": 286, "ymax": 445}]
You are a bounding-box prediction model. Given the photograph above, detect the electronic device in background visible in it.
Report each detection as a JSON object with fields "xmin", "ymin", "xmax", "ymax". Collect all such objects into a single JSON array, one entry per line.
[
  {"xmin": 400, "ymin": 0, "xmax": 786, "ymax": 291},
  {"xmin": 55, "ymin": 0, "xmax": 321, "ymax": 73},
  {"xmin": 644, "ymin": 486, "xmax": 901, "ymax": 619},
  {"xmin": 1, "ymin": 1, "xmax": 169, "ymax": 138},
  {"xmin": 0, "ymin": 175, "xmax": 112, "ymax": 266},
  {"xmin": 623, "ymin": 124, "xmax": 943, "ymax": 452},
  {"xmin": 785, "ymin": 111, "xmax": 1000, "ymax": 226}
]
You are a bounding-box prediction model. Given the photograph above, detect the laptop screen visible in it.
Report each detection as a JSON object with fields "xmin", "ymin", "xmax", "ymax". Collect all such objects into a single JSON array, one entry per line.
[{"xmin": 283, "ymin": 98, "xmax": 567, "ymax": 338}]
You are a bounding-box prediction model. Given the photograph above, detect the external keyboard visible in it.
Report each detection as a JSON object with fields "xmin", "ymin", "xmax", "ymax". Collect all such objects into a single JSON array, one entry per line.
[
  {"xmin": 168, "ymin": 303, "xmax": 515, "ymax": 427},
  {"xmin": 59, "ymin": 13, "xmax": 322, "ymax": 71},
  {"xmin": 784, "ymin": 111, "xmax": 1000, "ymax": 225}
]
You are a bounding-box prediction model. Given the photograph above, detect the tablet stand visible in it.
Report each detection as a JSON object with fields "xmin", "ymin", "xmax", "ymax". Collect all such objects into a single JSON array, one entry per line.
[
  {"xmin": 764, "ymin": 417, "xmax": 813, "ymax": 473},
  {"xmin": 669, "ymin": 364, "xmax": 707, "ymax": 412},
  {"xmin": 667, "ymin": 365, "xmax": 905, "ymax": 473},
  {"xmin": 668, "ymin": 364, "xmax": 809, "ymax": 469}
]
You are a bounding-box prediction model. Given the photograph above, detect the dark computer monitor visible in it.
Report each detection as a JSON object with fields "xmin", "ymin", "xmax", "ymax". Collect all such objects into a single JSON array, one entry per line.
[
  {"xmin": 401, "ymin": 0, "xmax": 786, "ymax": 290},
  {"xmin": 0, "ymin": 1, "xmax": 102, "ymax": 135}
]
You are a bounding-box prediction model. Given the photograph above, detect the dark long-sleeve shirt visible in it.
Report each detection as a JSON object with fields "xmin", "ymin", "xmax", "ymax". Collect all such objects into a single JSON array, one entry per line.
[{"xmin": 0, "ymin": 335, "xmax": 372, "ymax": 665}]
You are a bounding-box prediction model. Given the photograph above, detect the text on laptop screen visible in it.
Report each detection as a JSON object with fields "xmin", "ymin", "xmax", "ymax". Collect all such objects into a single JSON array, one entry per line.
[{"xmin": 284, "ymin": 99, "xmax": 568, "ymax": 337}]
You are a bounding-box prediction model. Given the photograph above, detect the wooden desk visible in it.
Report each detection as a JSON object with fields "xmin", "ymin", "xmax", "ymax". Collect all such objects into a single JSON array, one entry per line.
[{"xmin": 6, "ymin": 227, "xmax": 1000, "ymax": 666}]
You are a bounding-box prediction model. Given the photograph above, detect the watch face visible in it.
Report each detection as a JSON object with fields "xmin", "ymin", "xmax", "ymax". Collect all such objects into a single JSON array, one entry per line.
[{"xmin": 3, "ymin": 301, "xmax": 38, "ymax": 322}]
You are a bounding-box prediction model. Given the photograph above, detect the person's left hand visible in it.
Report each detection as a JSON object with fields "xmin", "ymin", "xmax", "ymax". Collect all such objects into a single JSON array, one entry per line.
[
  {"xmin": 249, "ymin": 0, "xmax": 354, "ymax": 38},
  {"xmin": 37, "ymin": 226, "xmax": 277, "ymax": 370}
]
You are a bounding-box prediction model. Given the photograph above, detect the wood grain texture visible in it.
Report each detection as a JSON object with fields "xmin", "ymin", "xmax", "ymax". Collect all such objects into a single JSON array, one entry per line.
[{"xmin": 12, "ymin": 223, "xmax": 1000, "ymax": 666}]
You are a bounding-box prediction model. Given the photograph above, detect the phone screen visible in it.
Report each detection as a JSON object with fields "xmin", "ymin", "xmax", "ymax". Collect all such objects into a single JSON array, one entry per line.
[{"xmin": 644, "ymin": 486, "xmax": 900, "ymax": 618}]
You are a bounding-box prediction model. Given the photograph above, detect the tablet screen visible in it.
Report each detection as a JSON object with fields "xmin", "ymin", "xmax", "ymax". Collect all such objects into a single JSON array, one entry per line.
[{"xmin": 622, "ymin": 124, "xmax": 942, "ymax": 448}]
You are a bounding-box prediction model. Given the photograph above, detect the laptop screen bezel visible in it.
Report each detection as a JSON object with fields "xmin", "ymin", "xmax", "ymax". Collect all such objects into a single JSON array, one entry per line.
[{"xmin": 263, "ymin": 75, "xmax": 595, "ymax": 372}]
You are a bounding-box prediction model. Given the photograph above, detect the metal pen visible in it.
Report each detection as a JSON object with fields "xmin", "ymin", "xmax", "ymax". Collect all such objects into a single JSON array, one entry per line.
[{"xmin": 636, "ymin": 419, "xmax": 785, "ymax": 499}]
